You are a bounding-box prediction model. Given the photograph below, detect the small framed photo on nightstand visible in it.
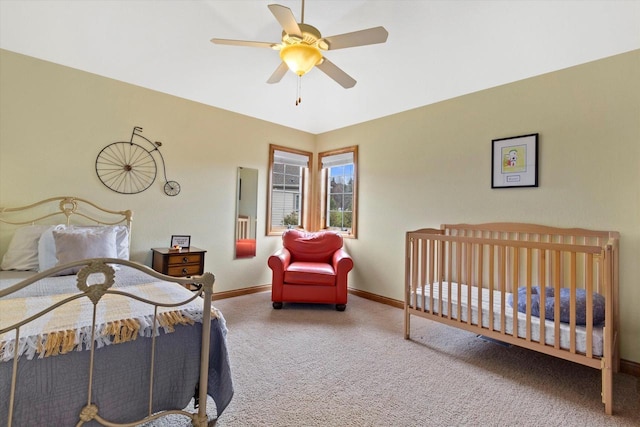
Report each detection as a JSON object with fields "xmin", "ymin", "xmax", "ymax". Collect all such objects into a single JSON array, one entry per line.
[{"xmin": 170, "ymin": 235, "xmax": 191, "ymax": 248}]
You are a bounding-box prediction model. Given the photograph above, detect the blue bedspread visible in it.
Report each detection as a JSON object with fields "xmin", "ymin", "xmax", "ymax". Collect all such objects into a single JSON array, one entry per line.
[{"xmin": 0, "ymin": 318, "xmax": 233, "ymax": 426}]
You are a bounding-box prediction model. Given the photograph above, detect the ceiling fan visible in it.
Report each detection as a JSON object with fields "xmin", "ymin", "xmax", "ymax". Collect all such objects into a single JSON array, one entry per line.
[{"xmin": 210, "ymin": 1, "xmax": 388, "ymax": 93}]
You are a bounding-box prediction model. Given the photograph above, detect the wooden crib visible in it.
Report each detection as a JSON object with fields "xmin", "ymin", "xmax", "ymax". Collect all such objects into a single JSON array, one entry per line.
[{"xmin": 404, "ymin": 223, "xmax": 619, "ymax": 414}]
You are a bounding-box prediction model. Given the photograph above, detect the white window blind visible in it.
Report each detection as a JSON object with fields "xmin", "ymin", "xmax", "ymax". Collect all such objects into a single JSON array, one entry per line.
[
  {"xmin": 321, "ymin": 152, "xmax": 353, "ymax": 168},
  {"xmin": 274, "ymin": 150, "xmax": 309, "ymax": 167}
]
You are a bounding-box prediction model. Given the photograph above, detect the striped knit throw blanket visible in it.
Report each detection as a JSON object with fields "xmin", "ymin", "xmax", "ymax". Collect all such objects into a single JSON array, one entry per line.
[{"xmin": 0, "ymin": 281, "xmax": 218, "ymax": 362}]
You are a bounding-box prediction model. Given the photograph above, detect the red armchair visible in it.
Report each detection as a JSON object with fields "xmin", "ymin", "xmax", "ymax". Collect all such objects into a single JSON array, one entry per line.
[{"xmin": 268, "ymin": 229, "xmax": 354, "ymax": 311}]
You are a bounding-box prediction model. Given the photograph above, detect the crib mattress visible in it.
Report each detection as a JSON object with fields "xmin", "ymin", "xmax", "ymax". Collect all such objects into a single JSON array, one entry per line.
[{"xmin": 411, "ymin": 282, "xmax": 603, "ymax": 357}]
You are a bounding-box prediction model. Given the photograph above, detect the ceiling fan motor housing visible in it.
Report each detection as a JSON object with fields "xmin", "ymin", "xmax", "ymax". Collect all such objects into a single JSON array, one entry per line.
[{"xmin": 280, "ymin": 23, "xmax": 325, "ymax": 76}]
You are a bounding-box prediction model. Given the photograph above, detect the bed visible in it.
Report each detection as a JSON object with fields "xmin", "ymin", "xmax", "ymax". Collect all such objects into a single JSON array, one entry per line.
[
  {"xmin": 0, "ymin": 197, "xmax": 233, "ymax": 426},
  {"xmin": 404, "ymin": 223, "xmax": 619, "ymax": 414}
]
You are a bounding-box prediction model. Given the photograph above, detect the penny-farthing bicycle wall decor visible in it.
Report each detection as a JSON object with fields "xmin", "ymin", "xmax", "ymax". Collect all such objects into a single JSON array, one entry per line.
[{"xmin": 95, "ymin": 127, "xmax": 181, "ymax": 196}]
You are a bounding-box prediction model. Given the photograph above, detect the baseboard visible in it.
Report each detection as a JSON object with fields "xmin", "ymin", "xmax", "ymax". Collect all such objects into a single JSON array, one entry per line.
[
  {"xmin": 214, "ymin": 284, "xmax": 640, "ymax": 378},
  {"xmin": 212, "ymin": 284, "xmax": 271, "ymax": 300},
  {"xmin": 347, "ymin": 287, "xmax": 404, "ymax": 309},
  {"xmin": 620, "ymin": 359, "xmax": 640, "ymax": 377}
]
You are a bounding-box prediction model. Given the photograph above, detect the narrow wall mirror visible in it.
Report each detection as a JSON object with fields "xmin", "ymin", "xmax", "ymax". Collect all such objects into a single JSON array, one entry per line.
[{"xmin": 235, "ymin": 167, "xmax": 258, "ymax": 258}]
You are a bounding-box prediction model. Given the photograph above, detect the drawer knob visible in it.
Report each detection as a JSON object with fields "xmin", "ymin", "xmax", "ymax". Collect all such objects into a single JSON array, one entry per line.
[
  {"xmin": 182, "ymin": 257, "xmax": 189, "ymax": 263},
  {"xmin": 182, "ymin": 268, "xmax": 188, "ymax": 275}
]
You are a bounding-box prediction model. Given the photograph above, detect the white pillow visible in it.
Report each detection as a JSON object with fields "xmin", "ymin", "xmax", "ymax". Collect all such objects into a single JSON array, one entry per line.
[
  {"xmin": 1, "ymin": 225, "xmax": 50, "ymax": 271},
  {"xmin": 68, "ymin": 225, "xmax": 130, "ymax": 260},
  {"xmin": 37, "ymin": 224, "xmax": 66, "ymax": 271},
  {"xmin": 52, "ymin": 228, "xmax": 118, "ymax": 275},
  {"xmin": 113, "ymin": 225, "xmax": 130, "ymax": 260}
]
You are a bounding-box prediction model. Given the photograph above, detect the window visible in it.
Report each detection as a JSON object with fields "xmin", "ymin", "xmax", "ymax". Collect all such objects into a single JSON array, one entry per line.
[
  {"xmin": 267, "ymin": 145, "xmax": 312, "ymax": 235},
  {"xmin": 319, "ymin": 146, "xmax": 358, "ymax": 237}
]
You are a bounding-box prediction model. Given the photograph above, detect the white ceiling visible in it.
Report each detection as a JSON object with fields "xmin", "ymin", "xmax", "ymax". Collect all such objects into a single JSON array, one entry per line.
[{"xmin": 1, "ymin": 0, "xmax": 639, "ymax": 134}]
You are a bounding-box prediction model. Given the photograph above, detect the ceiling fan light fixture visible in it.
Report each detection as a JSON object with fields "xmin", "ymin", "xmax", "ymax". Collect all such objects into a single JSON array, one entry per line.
[{"xmin": 279, "ymin": 43, "xmax": 322, "ymax": 76}]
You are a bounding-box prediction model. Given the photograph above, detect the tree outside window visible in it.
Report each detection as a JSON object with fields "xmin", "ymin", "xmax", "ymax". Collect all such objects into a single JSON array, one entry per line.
[
  {"xmin": 328, "ymin": 164, "xmax": 354, "ymax": 231},
  {"xmin": 320, "ymin": 147, "xmax": 358, "ymax": 237}
]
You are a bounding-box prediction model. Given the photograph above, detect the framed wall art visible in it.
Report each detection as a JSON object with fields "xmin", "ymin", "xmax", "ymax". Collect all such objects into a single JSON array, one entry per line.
[{"xmin": 491, "ymin": 133, "xmax": 539, "ymax": 188}]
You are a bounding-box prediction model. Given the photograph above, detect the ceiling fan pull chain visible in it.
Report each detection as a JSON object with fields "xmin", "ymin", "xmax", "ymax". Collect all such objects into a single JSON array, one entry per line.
[{"xmin": 296, "ymin": 76, "xmax": 302, "ymax": 106}]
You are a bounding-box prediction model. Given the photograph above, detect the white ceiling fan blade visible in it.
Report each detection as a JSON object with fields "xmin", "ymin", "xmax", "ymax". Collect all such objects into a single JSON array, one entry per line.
[
  {"xmin": 210, "ymin": 38, "xmax": 277, "ymax": 49},
  {"xmin": 316, "ymin": 57, "xmax": 356, "ymax": 89},
  {"xmin": 268, "ymin": 4, "xmax": 302, "ymax": 38},
  {"xmin": 322, "ymin": 26, "xmax": 388, "ymax": 50},
  {"xmin": 267, "ymin": 62, "xmax": 289, "ymax": 84}
]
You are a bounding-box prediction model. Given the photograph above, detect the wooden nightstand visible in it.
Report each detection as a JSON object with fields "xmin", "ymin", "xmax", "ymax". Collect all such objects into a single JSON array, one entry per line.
[{"xmin": 151, "ymin": 247, "xmax": 206, "ymax": 278}]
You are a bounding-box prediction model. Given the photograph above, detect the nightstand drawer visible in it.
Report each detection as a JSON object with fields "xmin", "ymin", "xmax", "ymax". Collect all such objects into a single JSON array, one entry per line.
[
  {"xmin": 167, "ymin": 264, "xmax": 202, "ymax": 277},
  {"xmin": 166, "ymin": 253, "xmax": 203, "ymax": 266}
]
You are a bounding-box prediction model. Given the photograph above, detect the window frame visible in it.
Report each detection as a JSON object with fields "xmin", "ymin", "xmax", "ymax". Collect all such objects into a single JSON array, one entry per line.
[
  {"xmin": 266, "ymin": 144, "xmax": 313, "ymax": 236},
  {"xmin": 318, "ymin": 146, "xmax": 358, "ymax": 238}
]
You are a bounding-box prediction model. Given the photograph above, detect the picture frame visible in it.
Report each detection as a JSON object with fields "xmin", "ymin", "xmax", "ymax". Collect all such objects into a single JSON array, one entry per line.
[
  {"xmin": 491, "ymin": 133, "xmax": 539, "ymax": 188},
  {"xmin": 170, "ymin": 235, "xmax": 191, "ymax": 248}
]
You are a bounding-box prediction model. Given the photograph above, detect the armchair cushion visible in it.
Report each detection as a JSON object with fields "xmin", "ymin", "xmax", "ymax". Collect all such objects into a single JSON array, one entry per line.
[{"xmin": 285, "ymin": 262, "xmax": 336, "ymax": 286}]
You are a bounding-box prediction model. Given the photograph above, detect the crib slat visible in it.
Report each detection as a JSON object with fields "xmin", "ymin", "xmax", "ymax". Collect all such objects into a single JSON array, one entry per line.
[
  {"xmin": 456, "ymin": 241, "xmax": 462, "ymax": 323},
  {"xmin": 514, "ymin": 240, "xmax": 521, "ymax": 294},
  {"xmin": 428, "ymin": 238, "xmax": 435, "ymax": 315},
  {"xmin": 466, "ymin": 242, "xmax": 472, "ymax": 325},
  {"xmin": 513, "ymin": 247, "xmax": 520, "ymax": 340},
  {"xmin": 526, "ymin": 247, "xmax": 533, "ymax": 343},
  {"xmin": 539, "ymin": 249, "xmax": 546, "ymax": 348},
  {"xmin": 586, "ymin": 253, "xmax": 594, "ymax": 358},
  {"xmin": 570, "ymin": 251, "xmax": 577, "ymax": 353},
  {"xmin": 411, "ymin": 237, "xmax": 419, "ymax": 311},
  {"xmin": 438, "ymin": 239, "xmax": 445, "ymax": 318},
  {"xmin": 447, "ymin": 239, "xmax": 453, "ymax": 320},
  {"xmin": 421, "ymin": 239, "xmax": 427, "ymax": 313},
  {"xmin": 477, "ymin": 243, "xmax": 483, "ymax": 329},
  {"xmin": 499, "ymin": 246, "xmax": 506, "ymax": 335},
  {"xmin": 553, "ymin": 250, "xmax": 561, "ymax": 350},
  {"xmin": 488, "ymin": 244, "xmax": 495, "ymax": 332}
]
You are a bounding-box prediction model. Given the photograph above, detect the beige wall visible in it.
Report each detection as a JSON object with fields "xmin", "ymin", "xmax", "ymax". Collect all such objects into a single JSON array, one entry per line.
[
  {"xmin": 0, "ymin": 49, "xmax": 314, "ymax": 294},
  {"xmin": 317, "ymin": 50, "xmax": 640, "ymax": 363},
  {"xmin": 1, "ymin": 48, "xmax": 638, "ymax": 363}
]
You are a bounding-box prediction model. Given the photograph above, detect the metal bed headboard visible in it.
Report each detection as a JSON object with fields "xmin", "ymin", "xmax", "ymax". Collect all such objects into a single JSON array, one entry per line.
[
  {"xmin": 0, "ymin": 196, "xmax": 132, "ymax": 227},
  {"xmin": 0, "ymin": 196, "xmax": 133, "ymax": 254}
]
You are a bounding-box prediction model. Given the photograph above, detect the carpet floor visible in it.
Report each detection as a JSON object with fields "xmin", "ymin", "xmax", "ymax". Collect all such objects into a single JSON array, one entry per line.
[{"xmin": 150, "ymin": 292, "xmax": 639, "ymax": 426}]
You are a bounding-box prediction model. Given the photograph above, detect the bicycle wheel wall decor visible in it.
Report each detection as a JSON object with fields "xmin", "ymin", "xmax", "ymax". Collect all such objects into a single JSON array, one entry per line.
[
  {"xmin": 95, "ymin": 127, "xmax": 180, "ymax": 196},
  {"xmin": 96, "ymin": 142, "xmax": 157, "ymax": 194}
]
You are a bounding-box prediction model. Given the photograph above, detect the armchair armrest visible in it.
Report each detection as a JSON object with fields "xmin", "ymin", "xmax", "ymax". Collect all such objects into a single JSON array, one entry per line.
[
  {"xmin": 268, "ymin": 247, "xmax": 291, "ymax": 272},
  {"xmin": 332, "ymin": 248, "xmax": 353, "ymax": 274},
  {"xmin": 333, "ymin": 248, "xmax": 353, "ymax": 305},
  {"xmin": 269, "ymin": 248, "xmax": 291, "ymax": 302}
]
